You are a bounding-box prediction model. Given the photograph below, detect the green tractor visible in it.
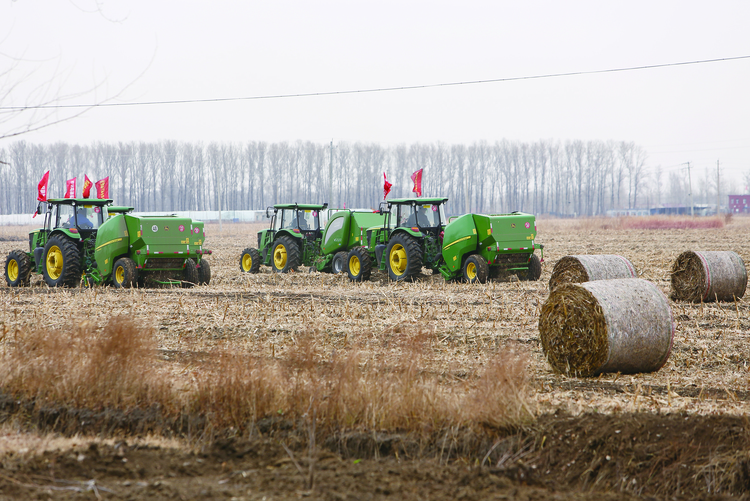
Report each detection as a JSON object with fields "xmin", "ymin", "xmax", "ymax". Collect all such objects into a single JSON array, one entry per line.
[
  {"xmin": 341, "ymin": 197, "xmax": 543, "ymax": 283},
  {"xmin": 239, "ymin": 203, "xmax": 388, "ymax": 275},
  {"xmin": 240, "ymin": 203, "xmax": 328, "ymax": 274},
  {"xmin": 4, "ymin": 198, "xmax": 212, "ymax": 288}
]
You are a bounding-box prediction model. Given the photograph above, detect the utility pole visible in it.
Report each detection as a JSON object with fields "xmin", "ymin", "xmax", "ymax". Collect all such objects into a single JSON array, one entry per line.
[
  {"xmin": 329, "ymin": 140, "xmax": 333, "ymax": 207},
  {"xmin": 716, "ymin": 159, "xmax": 721, "ymax": 215},
  {"xmin": 686, "ymin": 162, "xmax": 694, "ymax": 216}
]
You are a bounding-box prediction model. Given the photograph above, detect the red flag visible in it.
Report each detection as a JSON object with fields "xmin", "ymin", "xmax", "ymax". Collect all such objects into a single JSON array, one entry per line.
[
  {"xmin": 95, "ymin": 177, "xmax": 109, "ymax": 199},
  {"xmin": 410, "ymin": 168, "xmax": 423, "ymax": 197},
  {"xmin": 64, "ymin": 177, "xmax": 76, "ymax": 198},
  {"xmin": 37, "ymin": 171, "xmax": 50, "ymax": 202},
  {"xmin": 383, "ymin": 172, "xmax": 392, "ymax": 200},
  {"xmin": 33, "ymin": 170, "xmax": 50, "ymax": 218},
  {"xmin": 82, "ymin": 175, "xmax": 93, "ymax": 198}
]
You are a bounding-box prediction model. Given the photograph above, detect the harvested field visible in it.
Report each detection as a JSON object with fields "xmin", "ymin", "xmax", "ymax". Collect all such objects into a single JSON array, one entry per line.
[{"xmin": 1, "ymin": 217, "xmax": 750, "ymax": 500}]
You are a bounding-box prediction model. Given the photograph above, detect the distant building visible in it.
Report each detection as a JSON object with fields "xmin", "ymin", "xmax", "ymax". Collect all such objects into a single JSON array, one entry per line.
[{"xmin": 728, "ymin": 195, "xmax": 750, "ymax": 214}]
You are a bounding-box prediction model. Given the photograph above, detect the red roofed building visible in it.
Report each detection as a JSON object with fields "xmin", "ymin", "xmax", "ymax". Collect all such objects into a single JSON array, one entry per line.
[{"xmin": 728, "ymin": 195, "xmax": 750, "ymax": 213}]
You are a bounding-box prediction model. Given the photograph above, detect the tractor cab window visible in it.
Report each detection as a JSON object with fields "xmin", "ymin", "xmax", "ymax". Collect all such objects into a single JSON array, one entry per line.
[
  {"xmin": 416, "ymin": 204, "xmax": 445, "ymax": 228},
  {"xmin": 77, "ymin": 205, "xmax": 106, "ymax": 229},
  {"xmin": 298, "ymin": 210, "xmax": 320, "ymax": 231},
  {"xmin": 280, "ymin": 209, "xmax": 298, "ymax": 229},
  {"xmin": 395, "ymin": 204, "xmax": 417, "ymax": 228},
  {"xmin": 57, "ymin": 205, "xmax": 76, "ymax": 229}
]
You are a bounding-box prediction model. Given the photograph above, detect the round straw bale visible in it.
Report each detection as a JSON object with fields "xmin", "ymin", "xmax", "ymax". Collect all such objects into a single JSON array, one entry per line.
[
  {"xmin": 548, "ymin": 254, "xmax": 637, "ymax": 291},
  {"xmin": 539, "ymin": 278, "xmax": 674, "ymax": 377},
  {"xmin": 670, "ymin": 250, "xmax": 747, "ymax": 303}
]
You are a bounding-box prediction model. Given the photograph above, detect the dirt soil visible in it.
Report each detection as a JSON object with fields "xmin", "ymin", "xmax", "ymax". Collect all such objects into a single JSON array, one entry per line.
[{"xmin": 1, "ymin": 217, "xmax": 750, "ymax": 500}]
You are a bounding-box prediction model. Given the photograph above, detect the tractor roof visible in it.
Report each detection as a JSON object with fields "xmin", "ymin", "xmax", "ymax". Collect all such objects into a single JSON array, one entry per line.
[
  {"xmin": 273, "ymin": 203, "xmax": 328, "ymax": 210},
  {"xmin": 46, "ymin": 198, "xmax": 113, "ymax": 205},
  {"xmin": 387, "ymin": 197, "xmax": 448, "ymax": 205}
]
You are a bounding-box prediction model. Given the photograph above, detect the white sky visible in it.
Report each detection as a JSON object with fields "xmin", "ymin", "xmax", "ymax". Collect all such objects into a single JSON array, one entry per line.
[{"xmin": 2, "ymin": 1, "xmax": 750, "ymax": 188}]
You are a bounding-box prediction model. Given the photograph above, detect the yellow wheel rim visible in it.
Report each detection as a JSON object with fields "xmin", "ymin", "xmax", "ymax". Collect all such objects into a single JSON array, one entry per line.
[
  {"xmin": 115, "ymin": 265, "xmax": 125, "ymax": 284},
  {"xmin": 349, "ymin": 255, "xmax": 361, "ymax": 276},
  {"xmin": 273, "ymin": 244, "xmax": 287, "ymax": 269},
  {"xmin": 242, "ymin": 253, "xmax": 253, "ymax": 271},
  {"xmin": 46, "ymin": 245, "xmax": 63, "ymax": 280},
  {"xmin": 7, "ymin": 259, "xmax": 19, "ymax": 282},
  {"xmin": 466, "ymin": 261, "xmax": 477, "ymax": 280},
  {"xmin": 389, "ymin": 243, "xmax": 407, "ymax": 276}
]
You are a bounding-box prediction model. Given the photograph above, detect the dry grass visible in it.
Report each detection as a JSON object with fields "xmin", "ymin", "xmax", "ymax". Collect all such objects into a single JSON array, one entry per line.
[{"xmin": 0, "ymin": 317, "xmax": 534, "ymax": 437}]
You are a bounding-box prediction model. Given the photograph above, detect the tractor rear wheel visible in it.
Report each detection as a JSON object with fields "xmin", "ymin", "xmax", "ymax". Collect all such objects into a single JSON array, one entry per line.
[
  {"xmin": 462, "ymin": 254, "xmax": 489, "ymax": 284},
  {"xmin": 347, "ymin": 246, "xmax": 372, "ymax": 282},
  {"xmin": 331, "ymin": 251, "xmax": 348, "ymax": 274},
  {"xmin": 240, "ymin": 247, "xmax": 261, "ymax": 273},
  {"xmin": 271, "ymin": 236, "xmax": 300, "ymax": 273},
  {"xmin": 522, "ymin": 253, "xmax": 542, "ymax": 281},
  {"xmin": 4, "ymin": 249, "xmax": 31, "ymax": 287},
  {"xmin": 42, "ymin": 235, "xmax": 81, "ymax": 287},
  {"xmin": 182, "ymin": 258, "xmax": 199, "ymax": 287},
  {"xmin": 197, "ymin": 258, "xmax": 211, "ymax": 285},
  {"xmin": 386, "ymin": 234, "xmax": 422, "ymax": 282},
  {"xmin": 112, "ymin": 257, "xmax": 138, "ymax": 288}
]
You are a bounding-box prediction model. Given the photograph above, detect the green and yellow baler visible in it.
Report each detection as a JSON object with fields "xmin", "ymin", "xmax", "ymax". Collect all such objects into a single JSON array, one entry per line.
[{"xmin": 4, "ymin": 198, "xmax": 212, "ymax": 288}]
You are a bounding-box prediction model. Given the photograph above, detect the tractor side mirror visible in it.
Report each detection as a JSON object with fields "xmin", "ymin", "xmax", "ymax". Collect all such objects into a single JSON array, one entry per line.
[{"xmin": 265, "ymin": 207, "xmax": 273, "ymax": 218}]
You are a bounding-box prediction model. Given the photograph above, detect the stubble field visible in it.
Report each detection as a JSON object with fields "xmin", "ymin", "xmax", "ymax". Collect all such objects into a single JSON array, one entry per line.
[{"xmin": 0, "ymin": 216, "xmax": 749, "ymax": 500}]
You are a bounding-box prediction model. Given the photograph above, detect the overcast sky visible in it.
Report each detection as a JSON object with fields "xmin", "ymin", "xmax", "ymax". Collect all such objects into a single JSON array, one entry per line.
[{"xmin": 2, "ymin": 1, "xmax": 749, "ymax": 188}]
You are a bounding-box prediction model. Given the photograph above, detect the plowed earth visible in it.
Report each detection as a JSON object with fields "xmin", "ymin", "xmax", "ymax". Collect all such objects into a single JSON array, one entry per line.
[{"xmin": 1, "ymin": 217, "xmax": 750, "ymax": 500}]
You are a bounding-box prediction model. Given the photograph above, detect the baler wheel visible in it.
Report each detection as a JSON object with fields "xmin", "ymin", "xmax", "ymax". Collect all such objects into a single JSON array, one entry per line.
[
  {"xmin": 4, "ymin": 249, "xmax": 31, "ymax": 287},
  {"xmin": 386, "ymin": 234, "xmax": 423, "ymax": 282},
  {"xmin": 347, "ymin": 246, "xmax": 372, "ymax": 282},
  {"xmin": 331, "ymin": 251, "xmax": 348, "ymax": 274},
  {"xmin": 462, "ymin": 254, "xmax": 489, "ymax": 284},
  {"xmin": 112, "ymin": 257, "xmax": 138, "ymax": 288},
  {"xmin": 41, "ymin": 235, "xmax": 81, "ymax": 287},
  {"xmin": 182, "ymin": 258, "xmax": 199, "ymax": 287},
  {"xmin": 197, "ymin": 258, "xmax": 211, "ymax": 285},
  {"xmin": 271, "ymin": 236, "xmax": 300, "ymax": 273},
  {"xmin": 523, "ymin": 253, "xmax": 542, "ymax": 281},
  {"xmin": 240, "ymin": 247, "xmax": 261, "ymax": 273}
]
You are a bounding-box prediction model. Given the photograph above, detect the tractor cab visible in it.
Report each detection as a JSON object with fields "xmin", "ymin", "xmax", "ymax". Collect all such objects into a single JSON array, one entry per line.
[
  {"xmin": 384, "ymin": 197, "xmax": 448, "ymax": 237},
  {"xmin": 35, "ymin": 198, "xmax": 113, "ymax": 245},
  {"xmin": 264, "ymin": 203, "xmax": 328, "ymax": 243}
]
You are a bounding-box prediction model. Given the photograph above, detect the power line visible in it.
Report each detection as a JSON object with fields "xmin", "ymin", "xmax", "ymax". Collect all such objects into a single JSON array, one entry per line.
[{"xmin": 2, "ymin": 55, "xmax": 749, "ymax": 111}]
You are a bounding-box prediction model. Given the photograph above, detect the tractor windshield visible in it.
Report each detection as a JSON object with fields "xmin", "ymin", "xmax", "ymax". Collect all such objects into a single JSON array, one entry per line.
[
  {"xmin": 298, "ymin": 209, "xmax": 320, "ymax": 231},
  {"xmin": 57, "ymin": 204, "xmax": 107, "ymax": 230},
  {"xmin": 280, "ymin": 209, "xmax": 298, "ymax": 229},
  {"xmin": 415, "ymin": 203, "xmax": 444, "ymax": 228}
]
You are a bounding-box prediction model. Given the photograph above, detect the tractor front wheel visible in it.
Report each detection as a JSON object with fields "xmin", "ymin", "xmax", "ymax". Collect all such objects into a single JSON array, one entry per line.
[
  {"xmin": 112, "ymin": 257, "xmax": 138, "ymax": 288},
  {"xmin": 4, "ymin": 250, "xmax": 31, "ymax": 287},
  {"xmin": 523, "ymin": 253, "xmax": 542, "ymax": 281},
  {"xmin": 182, "ymin": 258, "xmax": 199, "ymax": 287},
  {"xmin": 271, "ymin": 236, "xmax": 300, "ymax": 273},
  {"xmin": 198, "ymin": 258, "xmax": 211, "ymax": 285},
  {"xmin": 331, "ymin": 251, "xmax": 348, "ymax": 274},
  {"xmin": 386, "ymin": 234, "xmax": 423, "ymax": 282},
  {"xmin": 347, "ymin": 246, "xmax": 372, "ymax": 282},
  {"xmin": 462, "ymin": 254, "xmax": 489, "ymax": 284},
  {"xmin": 240, "ymin": 248, "xmax": 261, "ymax": 273},
  {"xmin": 42, "ymin": 235, "xmax": 81, "ymax": 287}
]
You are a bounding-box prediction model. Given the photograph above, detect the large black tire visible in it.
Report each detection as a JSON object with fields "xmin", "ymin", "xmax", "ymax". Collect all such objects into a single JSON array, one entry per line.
[
  {"xmin": 462, "ymin": 254, "xmax": 489, "ymax": 284},
  {"xmin": 523, "ymin": 253, "xmax": 542, "ymax": 281},
  {"xmin": 112, "ymin": 257, "xmax": 138, "ymax": 288},
  {"xmin": 385, "ymin": 233, "xmax": 422, "ymax": 282},
  {"xmin": 197, "ymin": 258, "xmax": 211, "ymax": 285},
  {"xmin": 4, "ymin": 249, "xmax": 31, "ymax": 287},
  {"xmin": 271, "ymin": 235, "xmax": 301, "ymax": 273},
  {"xmin": 347, "ymin": 246, "xmax": 372, "ymax": 282},
  {"xmin": 331, "ymin": 251, "xmax": 348, "ymax": 274},
  {"xmin": 239, "ymin": 247, "xmax": 261, "ymax": 273},
  {"xmin": 41, "ymin": 235, "xmax": 81, "ymax": 287},
  {"xmin": 182, "ymin": 258, "xmax": 199, "ymax": 288}
]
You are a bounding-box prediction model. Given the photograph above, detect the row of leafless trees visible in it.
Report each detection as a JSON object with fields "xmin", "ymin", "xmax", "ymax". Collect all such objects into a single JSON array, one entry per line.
[{"xmin": 0, "ymin": 139, "xmax": 720, "ymax": 216}]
